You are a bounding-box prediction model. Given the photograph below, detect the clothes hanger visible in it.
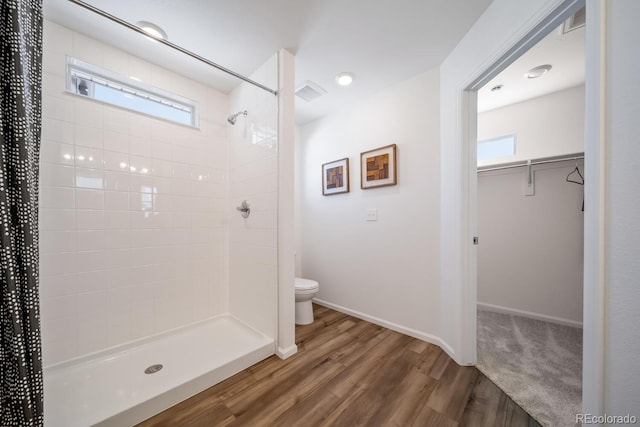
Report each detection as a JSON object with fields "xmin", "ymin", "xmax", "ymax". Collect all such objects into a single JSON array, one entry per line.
[
  {"xmin": 566, "ymin": 159, "xmax": 585, "ymax": 212},
  {"xmin": 566, "ymin": 159, "xmax": 584, "ymax": 185}
]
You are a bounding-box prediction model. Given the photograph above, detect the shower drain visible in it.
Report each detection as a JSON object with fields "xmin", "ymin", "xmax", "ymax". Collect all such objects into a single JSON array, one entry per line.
[{"xmin": 144, "ymin": 364, "xmax": 163, "ymax": 374}]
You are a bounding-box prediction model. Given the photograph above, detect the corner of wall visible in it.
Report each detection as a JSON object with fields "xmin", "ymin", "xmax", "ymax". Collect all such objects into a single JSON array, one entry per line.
[
  {"xmin": 277, "ymin": 48, "xmax": 297, "ymax": 356},
  {"xmin": 276, "ymin": 344, "xmax": 298, "ymax": 360}
]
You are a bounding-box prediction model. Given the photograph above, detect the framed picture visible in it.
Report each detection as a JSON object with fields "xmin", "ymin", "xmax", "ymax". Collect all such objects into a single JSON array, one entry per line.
[
  {"xmin": 360, "ymin": 144, "xmax": 397, "ymax": 189},
  {"xmin": 322, "ymin": 158, "xmax": 350, "ymax": 195}
]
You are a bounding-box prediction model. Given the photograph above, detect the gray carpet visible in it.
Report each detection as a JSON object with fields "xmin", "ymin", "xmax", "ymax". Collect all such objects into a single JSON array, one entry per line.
[{"xmin": 477, "ymin": 309, "xmax": 583, "ymax": 427}]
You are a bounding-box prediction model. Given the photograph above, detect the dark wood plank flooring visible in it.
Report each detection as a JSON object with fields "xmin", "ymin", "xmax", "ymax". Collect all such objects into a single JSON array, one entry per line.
[{"xmin": 136, "ymin": 304, "xmax": 541, "ymax": 427}]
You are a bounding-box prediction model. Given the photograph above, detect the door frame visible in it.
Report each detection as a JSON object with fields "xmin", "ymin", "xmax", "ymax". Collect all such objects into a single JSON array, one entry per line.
[{"xmin": 440, "ymin": 0, "xmax": 605, "ymax": 415}]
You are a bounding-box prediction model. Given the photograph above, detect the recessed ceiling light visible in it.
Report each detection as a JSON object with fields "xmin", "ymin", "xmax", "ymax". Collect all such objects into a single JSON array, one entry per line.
[
  {"xmin": 491, "ymin": 84, "xmax": 504, "ymax": 92},
  {"xmin": 136, "ymin": 21, "xmax": 168, "ymax": 41},
  {"xmin": 335, "ymin": 72, "xmax": 355, "ymax": 86},
  {"xmin": 524, "ymin": 65, "xmax": 552, "ymax": 79}
]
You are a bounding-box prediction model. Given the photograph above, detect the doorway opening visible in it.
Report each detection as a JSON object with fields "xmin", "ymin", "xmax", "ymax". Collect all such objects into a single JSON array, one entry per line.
[{"xmin": 470, "ymin": 4, "xmax": 586, "ymax": 426}]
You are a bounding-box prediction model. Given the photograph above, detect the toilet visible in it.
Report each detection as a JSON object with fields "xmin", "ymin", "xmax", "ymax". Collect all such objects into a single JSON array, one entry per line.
[{"xmin": 295, "ymin": 278, "xmax": 319, "ymax": 325}]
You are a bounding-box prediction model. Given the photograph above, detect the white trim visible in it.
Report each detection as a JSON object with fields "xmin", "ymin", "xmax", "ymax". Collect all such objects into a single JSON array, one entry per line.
[
  {"xmin": 477, "ymin": 302, "xmax": 583, "ymax": 328},
  {"xmin": 467, "ymin": 1, "xmax": 585, "ymax": 91},
  {"xmin": 276, "ymin": 344, "xmax": 298, "ymax": 360},
  {"xmin": 581, "ymin": 0, "xmax": 606, "ymax": 415},
  {"xmin": 313, "ymin": 299, "xmax": 460, "ymax": 364},
  {"xmin": 276, "ymin": 49, "xmax": 298, "ymax": 360}
]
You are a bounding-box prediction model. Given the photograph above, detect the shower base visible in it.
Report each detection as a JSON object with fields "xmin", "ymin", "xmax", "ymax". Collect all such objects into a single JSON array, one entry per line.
[{"xmin": 44, "ymin": 315, "xmax": 274, "ymax": 427}]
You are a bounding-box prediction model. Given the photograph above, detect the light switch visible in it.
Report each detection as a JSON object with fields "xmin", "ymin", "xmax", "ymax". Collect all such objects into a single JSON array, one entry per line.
[{"xmin": 366, "ymin": 208, "xmax": 378, "ymax": 221}]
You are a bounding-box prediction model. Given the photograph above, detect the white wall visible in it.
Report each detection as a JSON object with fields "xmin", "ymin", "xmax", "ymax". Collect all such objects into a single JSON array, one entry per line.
[
  {"xmin": 477, "ymin": 161, "xmax": 584, "ymax": 325},
  {"xmin": 228, "ymin": 55, "xmax": 279, "ymax": 339},
  {"xmin": 602, "ymin": 0, "xmax": 640, "ymax": 417},
  {"xmin": 294, "ymin": 125, "xmax": 303, "ymax": 277},
  {"xmin": 478, "ymin": 85, "xmax": 585, "ymax": 166},
  {"xmin": 299, "ymin": 69, "xmax": 441, "ymax": 342},
  {"xmin": 477, "ymin": 86, "xmax": 585, "ymax": 326},
  {"xmin": 40, "ymin": 21, "xmax": 229, "ymax": 365}
]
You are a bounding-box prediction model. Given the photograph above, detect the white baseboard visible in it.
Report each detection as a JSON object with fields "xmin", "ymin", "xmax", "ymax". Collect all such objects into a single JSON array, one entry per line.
[
  {"xmin": 276, "ymin": 344, "xmax": 298, "ymax": 359},
  {"xmin": 477, "ymin": 302, "xmax": 583, "ymax": 328},
  {"xmin": 312, "ymin": 298, "xmax": 456, "ymax": 360}
]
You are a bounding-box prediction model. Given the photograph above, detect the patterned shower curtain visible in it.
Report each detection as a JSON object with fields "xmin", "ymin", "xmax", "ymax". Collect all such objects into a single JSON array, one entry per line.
[{"xmin": 0, "ymin": 0, "xmax": 44, "ymax": 426}]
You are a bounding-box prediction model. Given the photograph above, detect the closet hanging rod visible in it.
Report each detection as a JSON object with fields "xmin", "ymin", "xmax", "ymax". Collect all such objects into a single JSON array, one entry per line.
[
  {"xmin": 67, "ymin": 0, "xmax": 278, "ymax": 96},
  {"xmin": 478, "ymin": 153, "xmax": 584, "ymax": 173}
]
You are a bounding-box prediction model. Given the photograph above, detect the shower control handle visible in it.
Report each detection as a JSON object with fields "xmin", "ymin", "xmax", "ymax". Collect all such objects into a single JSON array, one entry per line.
[{"xmin": 236, "ymin": 200, "xmax": 250, "ymax": 218}]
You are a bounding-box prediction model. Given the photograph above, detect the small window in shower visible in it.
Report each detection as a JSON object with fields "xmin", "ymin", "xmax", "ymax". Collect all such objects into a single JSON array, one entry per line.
[
  {"xmin": 477, "ymin": 134, "xmax": 516, "ymax": 163},
  {"xmin": 66, "ymin": 57, "xmax": 198, "ymax": 127}
]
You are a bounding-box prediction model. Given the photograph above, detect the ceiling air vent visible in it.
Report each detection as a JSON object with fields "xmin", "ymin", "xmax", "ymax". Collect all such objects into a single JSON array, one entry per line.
[
  {"xmin": 295, "ymin": 81, "xmax": 327, "ymax": 102},
  {"xmin": 562, "ymin": 7, "xmax": 585, "ymax": 34}
]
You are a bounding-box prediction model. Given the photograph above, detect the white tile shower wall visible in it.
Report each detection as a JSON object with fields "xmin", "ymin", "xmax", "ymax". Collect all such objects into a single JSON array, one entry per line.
[
  {"xmin": 39, "ymin": 21, "xmax": 229, "ymax": 366},
  {"xmin": 228, "ymin": 55, "xmax": 279, "ymax": 339}
]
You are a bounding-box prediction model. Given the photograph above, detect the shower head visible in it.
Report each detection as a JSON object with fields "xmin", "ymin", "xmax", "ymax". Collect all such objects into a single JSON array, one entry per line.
[{"xmin": 227, "ymin": 110, "xmax": 248, "ymax": 125}]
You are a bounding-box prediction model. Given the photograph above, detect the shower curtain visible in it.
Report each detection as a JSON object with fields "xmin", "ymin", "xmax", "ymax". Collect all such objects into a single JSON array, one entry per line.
[{"xmin": 0, "ymin": 0, "xmax": 44, "ymax": 426}]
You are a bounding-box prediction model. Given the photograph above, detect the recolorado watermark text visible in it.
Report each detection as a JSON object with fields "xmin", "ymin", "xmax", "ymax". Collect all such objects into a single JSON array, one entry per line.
[{"xmin": 576, "ymin": 413, "xmax": 637, "ymax": 424}]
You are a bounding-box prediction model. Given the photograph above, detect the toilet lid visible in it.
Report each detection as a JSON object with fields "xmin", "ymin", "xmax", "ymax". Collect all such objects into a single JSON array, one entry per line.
[{"xmin": 295, "ymin": 278, "xmax": 319, "ymax": 291}]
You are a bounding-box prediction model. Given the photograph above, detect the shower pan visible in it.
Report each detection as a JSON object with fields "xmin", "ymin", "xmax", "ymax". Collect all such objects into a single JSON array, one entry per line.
[{"xmin": 45, "ymin": 318, "xmax": 272, "ymax": 426}]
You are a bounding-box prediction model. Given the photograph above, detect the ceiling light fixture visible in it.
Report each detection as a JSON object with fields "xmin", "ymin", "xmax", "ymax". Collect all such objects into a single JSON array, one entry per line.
[
  {"xmin": 524, "ymin": 64, "xmax": 552, "ymax": 79},
  {"xmin": 335, "ymin": 72, "xmax": 355, "ymax": 87},
  {"xmin": 136, "ymin": 21, "xmax": 168, "ymax": 42}
]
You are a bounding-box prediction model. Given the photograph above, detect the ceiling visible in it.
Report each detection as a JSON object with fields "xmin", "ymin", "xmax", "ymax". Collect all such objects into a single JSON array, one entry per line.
[
  {"xmin": 44, "ymin": 0, "xmax": 493, "ymax": 124},
  {"xmin": 42, "ymin": 1, "xmax": 584, "ymax": 124},
  {"xmin": 478, "ymin": 18, "xmax": 585, "ymax": 112}
]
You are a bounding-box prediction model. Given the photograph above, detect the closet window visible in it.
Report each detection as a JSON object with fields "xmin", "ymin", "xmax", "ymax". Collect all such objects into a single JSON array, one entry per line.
[{"xmin": 477, "ymin": 134, "xmax": 516, "ymax": 162}]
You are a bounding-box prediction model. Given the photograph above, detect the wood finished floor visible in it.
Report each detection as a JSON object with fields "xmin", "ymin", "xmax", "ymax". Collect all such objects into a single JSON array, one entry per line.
[{"xmin": 136, "ymin": 304, "xmax": 541, "ymax": 427}]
